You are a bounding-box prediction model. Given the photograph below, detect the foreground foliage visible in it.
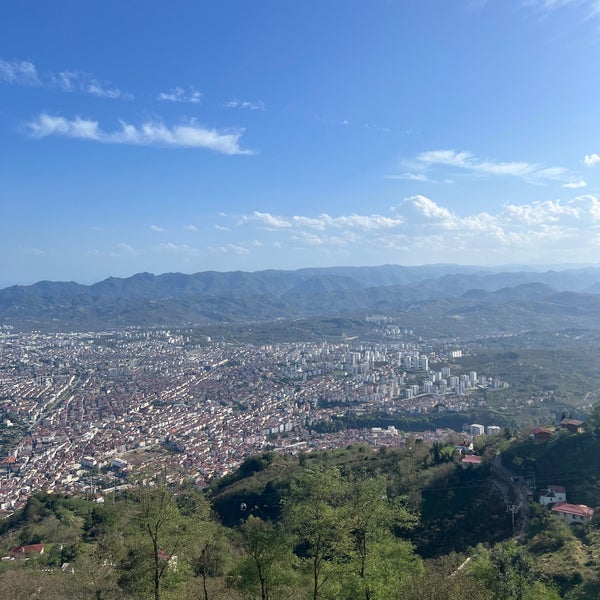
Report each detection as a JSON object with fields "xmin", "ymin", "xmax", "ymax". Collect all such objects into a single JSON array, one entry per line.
[{"xmin": 0, "ymin": 432, "xmax": 599, "ymax": 599}]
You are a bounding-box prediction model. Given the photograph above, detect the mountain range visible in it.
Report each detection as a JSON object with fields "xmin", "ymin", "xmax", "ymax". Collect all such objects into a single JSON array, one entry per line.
[{"xmin": 3, "ymin": 264, "xmax": 600, "ymax": 332}]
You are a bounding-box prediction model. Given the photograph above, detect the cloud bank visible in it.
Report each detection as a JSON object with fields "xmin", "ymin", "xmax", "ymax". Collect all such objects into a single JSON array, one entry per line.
[{"xmin": 233, "ymin": 193, "xmax": 600, "ymax": 264}]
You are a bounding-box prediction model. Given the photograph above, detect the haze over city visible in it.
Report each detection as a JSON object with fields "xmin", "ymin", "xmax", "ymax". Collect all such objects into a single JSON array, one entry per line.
[{"xmin": 2, "ymin": 0, "xmax": 600, "ymax": 287}]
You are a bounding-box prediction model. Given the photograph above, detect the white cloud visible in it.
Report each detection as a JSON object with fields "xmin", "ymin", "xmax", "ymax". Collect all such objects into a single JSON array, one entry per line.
[
  {"xmin": 225, "ymin": 99, "xmax": 265, "ymax": 110},
  {"xmin": 395, "ymin": 195, "xmax": 454, "ymax": 222},
  {"xmin": 242, "ymin": 212, "xmax": 292, "ymax": 229},
  {"xmin": 562, "ymin": 180, "xmax": 587, "ymax": 188},
  {"xmin": 27, "ymin": 113, "xmax": 254, "ymax": 155},
  {"xmin": 116, "ymin": 243, "xmax": 136, "ymax": 255},
  {"xmin": 214, "ymin": 224, "xmax": 231, "ymax": 231},
  {"xmin": 385, "ymin": 173, "xmax": 429, "ymax": 182},
  {"xmin": 50, "ymin": 66, "xmax": 132, "ymax": 99},
  {"xmin": 150, "ymin": 225, "xmax": 164, "ymax": 232},
  {"xmin": 364, "ymin": 122, "xmax": 391, "ymax": 132},
  {"xmin": 51, "ymin": 70, "xmax": 132, "ymax": 99},
  {"xmin": 157, "ymin": 86, "xmax": 202, "ymax": 103},
  {"xmin": 525, "ymin": 0, "xmax": 600, "ymax": 19},
  {"xmin": 234, "ymin": 194, "xmax": 600, "ymax": 264},
  {"xmin": 184, "ymin": 224, "xmax": 198, "ymax": 231},
  {"xmin": 0, "ymin": 58, "xmax": 39, "ymax": 86},
  {"xmin": 242, "ymin": 211, "xmax": 403, "ymax": 232},
  {"xmin": 0, "ymin": 56, "xmax": 132, "ymax": 98},
  {"xmin": 413, "ymin": 149, "xmax": 566, "ymax": 183},
  {"xmin": 155, "ymin": 242, "xmax": 198, "ymax": 256},
  {"xmin": 583, "ymin": 153, "xmax": 600, "ymax": 167},
  {"xmin": 87, "ymin": 80, "xmax": 132, "ymax": 100},
  {"xmin": 210, "ymin": 243, "xmax": 250, "ymax": 255}
]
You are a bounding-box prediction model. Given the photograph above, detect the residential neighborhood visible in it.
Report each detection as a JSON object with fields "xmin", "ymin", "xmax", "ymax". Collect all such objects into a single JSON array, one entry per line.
[{"xmin": 0, "ymin": 327, "xmax": 510, "ymax": 513}]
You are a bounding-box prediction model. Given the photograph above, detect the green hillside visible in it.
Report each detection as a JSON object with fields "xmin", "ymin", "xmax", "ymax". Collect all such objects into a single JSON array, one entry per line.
[{"xmin": 0, "ymin": 427, "xmax": 599, "ymax": 599}]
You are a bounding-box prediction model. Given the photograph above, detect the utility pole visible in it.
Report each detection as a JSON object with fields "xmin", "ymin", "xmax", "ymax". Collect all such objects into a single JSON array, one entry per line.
[{"xmin": 506, "ymin": 503, "xmax": 519, "ymax": 532}]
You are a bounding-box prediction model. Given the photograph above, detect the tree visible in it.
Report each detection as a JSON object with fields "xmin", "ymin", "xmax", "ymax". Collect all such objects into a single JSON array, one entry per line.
[
  {"xmin": 120, "ymin": 486, "xmax": 188, "ymax": 600},
  {"xmin": 235, "ymin": 515, "xmax": 294, "ymax": 600},
  {"xmin": 342, "ymin": 474, "xmax": 420, "ymax": 600},
  {"xmin": 192, "ymin": 520, "xmax": 232, "ymax": 600},
  {"xmin": 283, "ymin": 466, "xmax": 349, "ymax": 600},
  {"xmin": 469, "ymin": 541, "xmax": 559, "ymax": 600}
]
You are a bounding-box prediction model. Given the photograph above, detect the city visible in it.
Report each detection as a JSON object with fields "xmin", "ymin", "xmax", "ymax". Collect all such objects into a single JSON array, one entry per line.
[{"xmin": 0, "ymin": 326, "xmax": 509, "ymax": 514}]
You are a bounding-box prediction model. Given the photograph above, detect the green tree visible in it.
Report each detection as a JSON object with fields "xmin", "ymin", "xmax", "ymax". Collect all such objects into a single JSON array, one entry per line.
[
  {"xmin": 470, "ymin": 541, "xmax": 559, "ymax": 600},
  {"xmin": 120, "ymin": 486, "xmax": 188, "ymax": 600},
  {"xmin": 284, "ymin": 466, "xmax": 349, "ymax": 600},
  {"xmin": 343, "ymin": 474, "xmax": 420, "ymax": 600},
  {"xmin": 235, "ymin": 515, "xmax": 294, "ymax": 600}
]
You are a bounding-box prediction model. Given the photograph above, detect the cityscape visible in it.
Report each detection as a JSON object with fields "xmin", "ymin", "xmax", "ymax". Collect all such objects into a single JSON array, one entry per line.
[{"xmin": 0, "ymin": 325, "xmax": 509, "ymax": 514}]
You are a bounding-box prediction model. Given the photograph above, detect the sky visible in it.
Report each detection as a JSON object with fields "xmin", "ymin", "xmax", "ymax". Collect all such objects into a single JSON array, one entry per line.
[{"xmin": 2, "ymin": 0, "xmax": 600, "ymax": 287}]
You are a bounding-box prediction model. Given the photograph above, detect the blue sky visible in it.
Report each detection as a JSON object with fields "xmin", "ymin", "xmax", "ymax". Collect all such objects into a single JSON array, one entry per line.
[{"xmin": 2, "ymin": 0, "xmax": 600, "ymax": 287}]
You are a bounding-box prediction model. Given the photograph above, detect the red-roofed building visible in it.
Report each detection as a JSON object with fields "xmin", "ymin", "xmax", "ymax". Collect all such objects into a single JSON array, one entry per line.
[
  {"xmin": 10, "ymin": 544, "xmax": 45, "ymax": 556},
  {"xmin": 551, "ymin": 502, "xmax": 594, "ymax": 524},
  {"xmin": 461, "ymin": 454, "xmax": 482, "ymax": 467},
  {"xmin": 0, "ymin": 455, "xmax": 19, "ymax": 474},
  {"xmin": 530, "ymin": 427, "xmax": 553, "ymax": 443}
]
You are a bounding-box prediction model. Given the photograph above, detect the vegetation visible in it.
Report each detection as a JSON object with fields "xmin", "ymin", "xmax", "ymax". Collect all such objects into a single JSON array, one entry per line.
[{"xmin": 2, "ymin": 420, "xmax": 600, "ymax": 598}]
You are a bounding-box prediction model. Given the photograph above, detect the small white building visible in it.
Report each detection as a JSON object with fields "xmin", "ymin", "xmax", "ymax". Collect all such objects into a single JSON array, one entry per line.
[{"xmin": 539, "ymin": 485, "xmax": 567, "ymax": 506}]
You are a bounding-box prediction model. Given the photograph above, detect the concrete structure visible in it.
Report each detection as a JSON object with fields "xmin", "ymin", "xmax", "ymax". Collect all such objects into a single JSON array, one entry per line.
[
  {"xmin": 539, "ymin": 485, "xmax": 567, "ymax": 506},
  {"xmin": 469, "ymin": 423, "xmax": 485, "ymax": 436},
  {"xmin": 551, "ymin": 502, "xmax": 594, "ymax": 524}
]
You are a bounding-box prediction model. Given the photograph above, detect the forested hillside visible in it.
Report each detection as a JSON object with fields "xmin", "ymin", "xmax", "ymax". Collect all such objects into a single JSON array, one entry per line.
[{"xmin": 1, "ymin": 426, "xmax": 599, "ymax": 599}]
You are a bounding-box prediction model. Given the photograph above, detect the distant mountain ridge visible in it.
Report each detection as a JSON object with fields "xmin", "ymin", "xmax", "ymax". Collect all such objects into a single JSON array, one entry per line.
[{"xmin": 2, "ymin": 264, "xmax": 600, "ymax": 331}]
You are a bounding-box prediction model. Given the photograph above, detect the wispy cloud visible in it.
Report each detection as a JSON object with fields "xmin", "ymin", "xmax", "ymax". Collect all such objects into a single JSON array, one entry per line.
[
  {"xmin": 363, "ymin": 122, "xmax": 391, "ymax": 133},
  {"xmin": 583, "ymin": 153, "xmax": 600, "ymax": 167},
  {"xmin": 27, "ymin": 113, "xmax": 255, "ymax": 155},
  {"xmin": 562, "ymin": 180, "xmax": 587, "ymax": 188},
  {"xmin": 87, "ymin": 81, "xmax": 131, "ymax": 100},
  {"xmin": 150, "ymin": 225, "xmax": 164, "ymax": 232},
  {"xmin": 210, "ymin": 243, "xmax": 250, "ymax": 255},
  {"xmin": 0, "ymin": 57, "xmax": 40, "ymax": 86},
  {"xmin": 385, "ymin": 173, "xmax": 430, "ymax": 182},
  {"xmin": 157, "ymin": 86, "xmax": 202, "ymax": 103},
  {"xmin": 398, "ymin": 148, "xmax": 568, "ymax": 184},
  {"xmin": 53, "ymin": 70, "xmax": 132, "ymax": 99},
  {"xmin": 184, "ymin": 224, "xmax": 198, "ymax": 232},
  {"xmin": 0, "ymin": 56, "xmax": 132, "ymax": 99},
  {"xmin": 524, "ymin": 0, "xmax": 600, "ymax": 19},
  {"xmin": 225, "ymin": 99, "xmax": 265, "ymax": 111}
]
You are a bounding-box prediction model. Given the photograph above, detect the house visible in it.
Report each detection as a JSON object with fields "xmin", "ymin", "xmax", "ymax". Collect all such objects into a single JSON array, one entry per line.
[
  {"xmin": 558, "ymin": 419, "xmax": 585, "ymax": 434},
  {"xmin": 0, "ymin": 455, "xmax": 19, "ymax": 473},
  {"xmin": 551, "ymin": 502, "xmax": 594, "ymax": 524},
  {"xmin": 461, "ymin": 454, "xmax": 482, "ymax": 467},
  {"xmin": 10, "ymin": 544, "xmax": 45, "ymax": 556},
  {"xmin": 539, "ymin": 485, "xmax": 566, "ymax": 506},
  {"xmin": 530, "ymin": 427, "xmax": 553, "ymax": 443},
  {"xmin": 454, "ymin": 440, "xmax": 474, "ymax": 454}
]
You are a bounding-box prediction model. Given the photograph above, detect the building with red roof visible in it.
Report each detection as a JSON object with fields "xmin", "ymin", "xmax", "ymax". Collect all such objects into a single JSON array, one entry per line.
[{"xmin": 551, "ymin": 502, "xmax": 594, "ymax": 524}]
